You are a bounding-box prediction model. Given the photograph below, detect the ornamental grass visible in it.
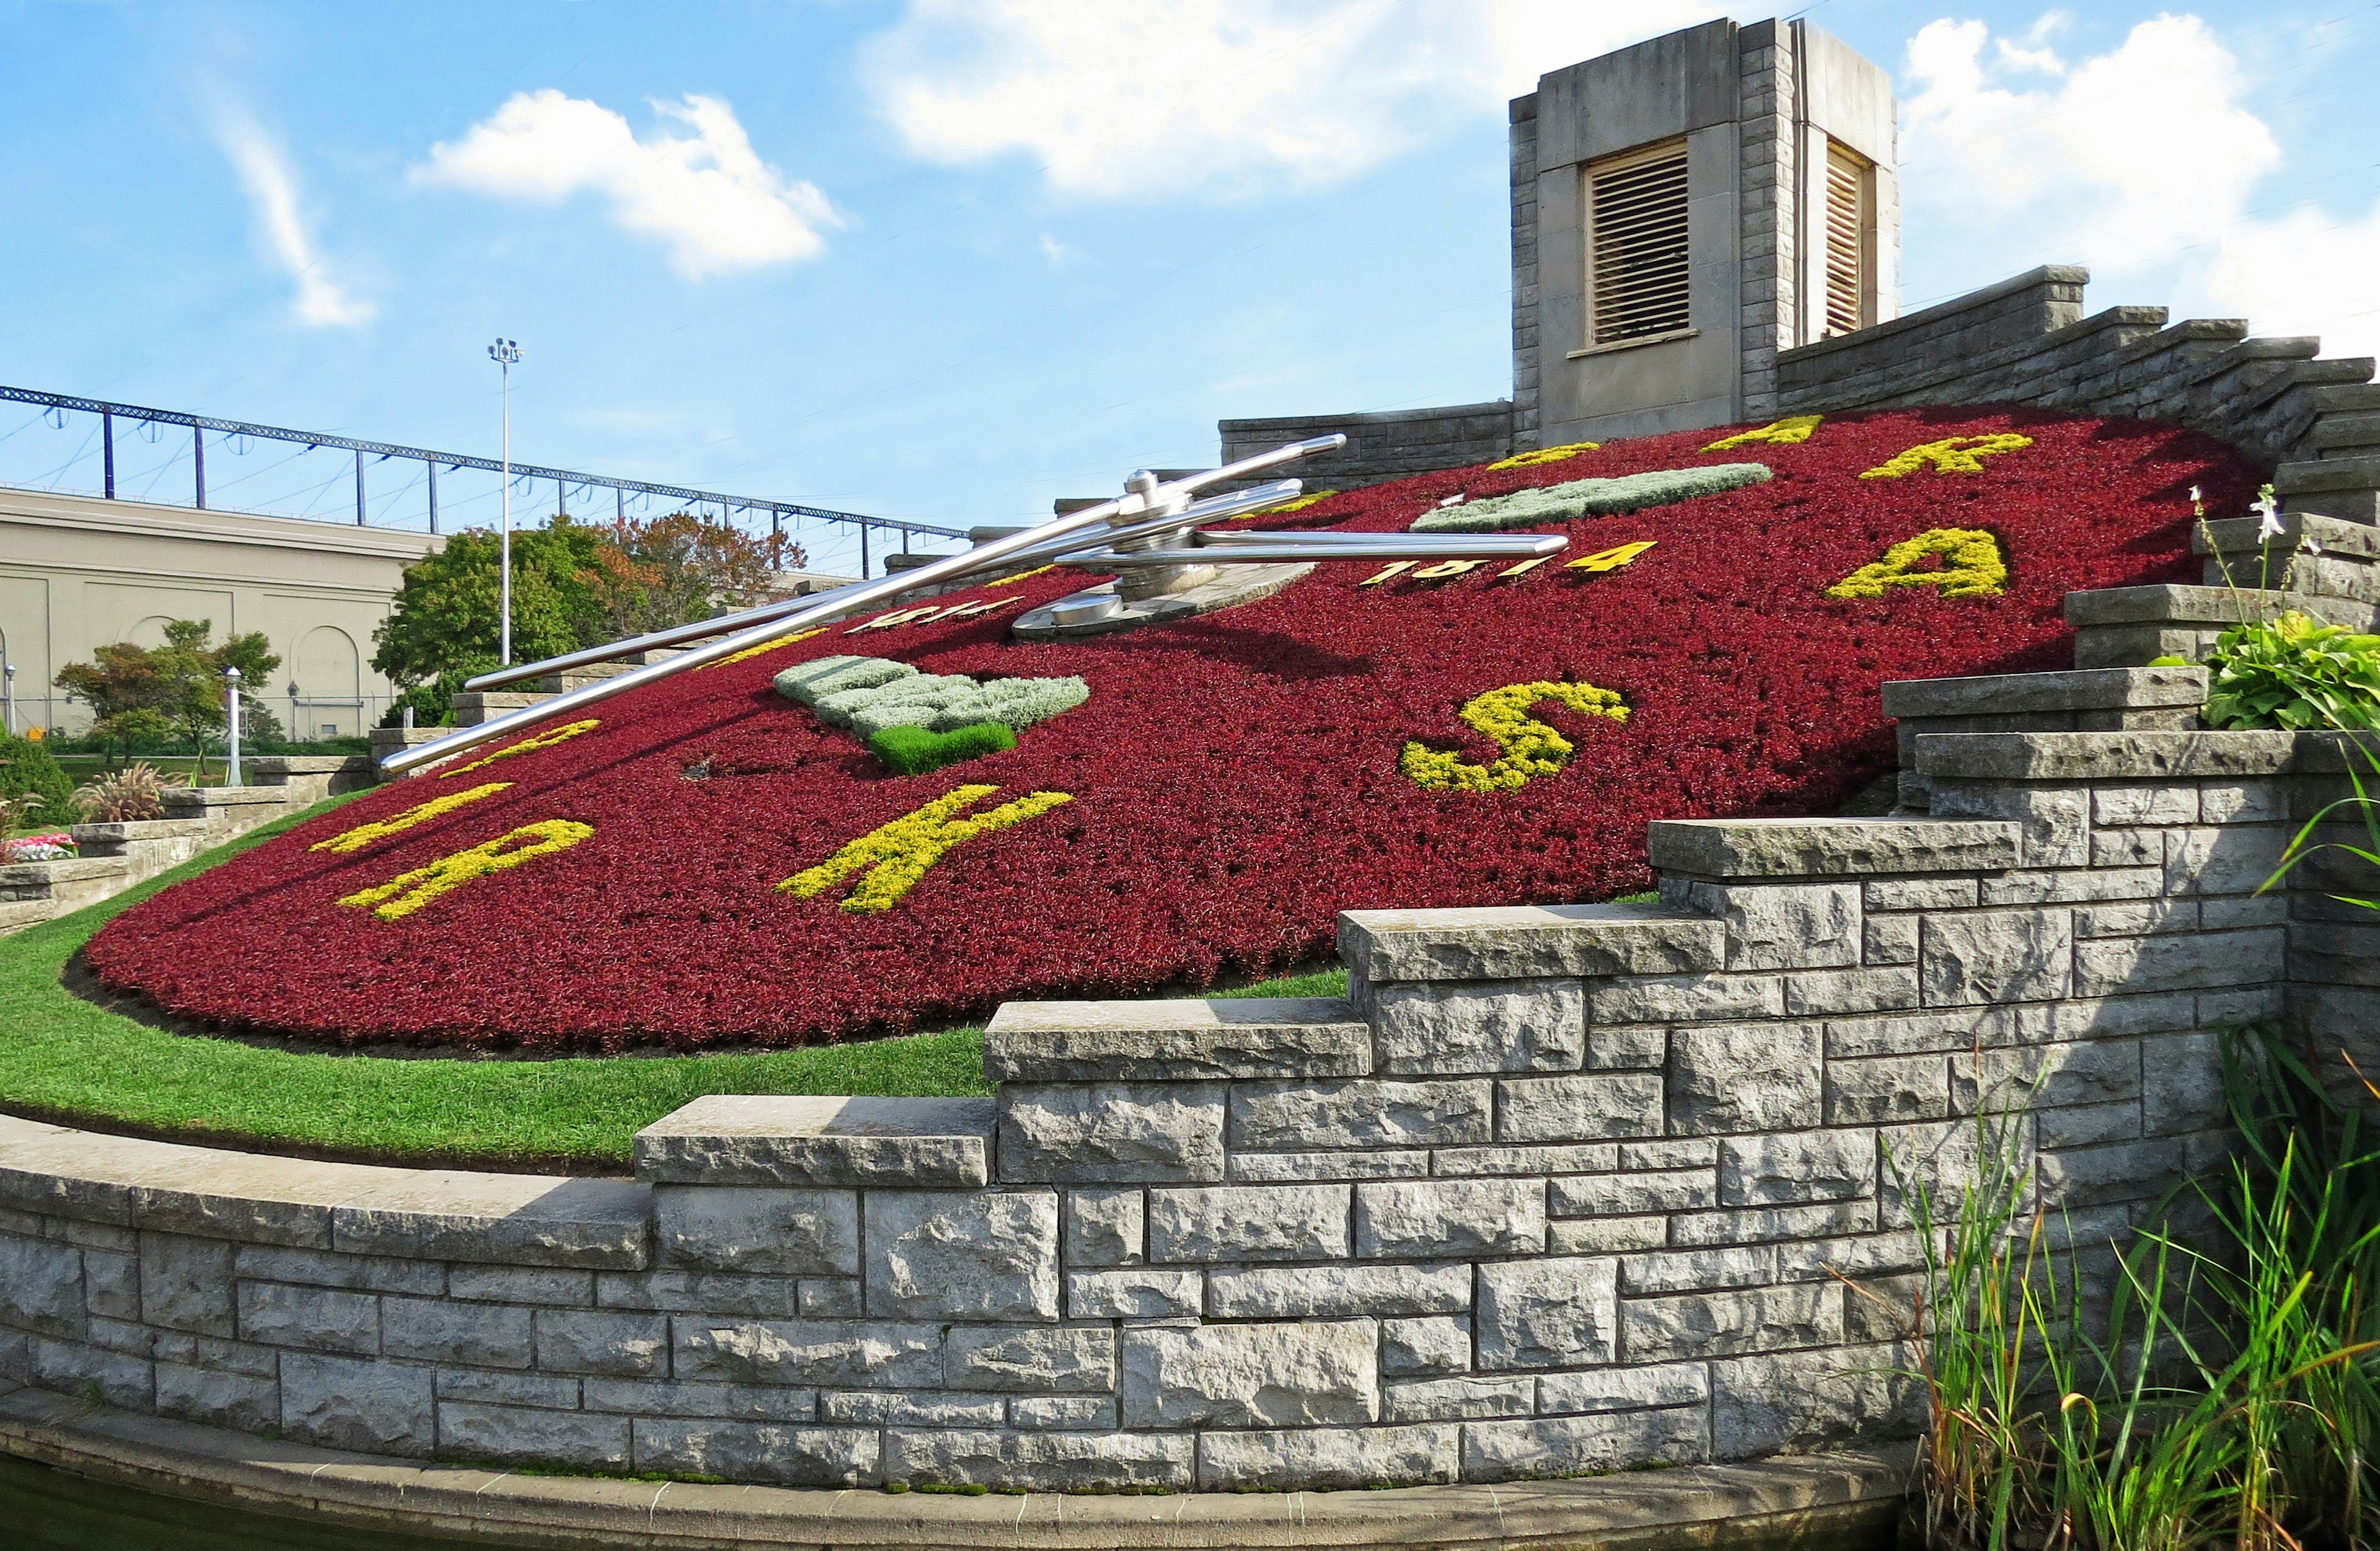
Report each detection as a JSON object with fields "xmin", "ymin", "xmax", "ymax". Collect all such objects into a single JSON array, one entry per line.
[{"xmin": 84, "ymin": 407, "xmax": 2257, "ymax": 1051}]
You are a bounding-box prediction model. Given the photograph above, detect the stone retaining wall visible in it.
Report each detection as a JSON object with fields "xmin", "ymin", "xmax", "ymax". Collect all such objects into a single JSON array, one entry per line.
[
  {"xmin": 1216, "ymin": 403, "xmax": 1515, "ymax": 492},
  {"xmin": 3, "ymin": 698, "xmax": 2369, "ymax": 1491}
]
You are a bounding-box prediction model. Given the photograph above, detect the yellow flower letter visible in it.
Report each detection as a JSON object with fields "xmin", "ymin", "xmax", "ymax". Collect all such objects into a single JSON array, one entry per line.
[
  {"xmin": 439, "ymin": 719, "xmax": 601, "ymax": 778},
  {"xmin": 1857, "ymin": 433, "xmax": 2033, "ymax": 479},
  {"xmin": 781, "ymin": 784, "xmax": 1075, "ymax": 914},
  {"xmin": 1703, "ymin": 415, "xmax": 1822, "ymax": 452},
  {"xmin": 1565, "ymin": 541, "xmax": 1656, "ymax": 573},
  {"xmin": 1487, "ymin": 441, "xmax": 1600, "ymax": 471},
  {"xmin": 1827, "ymin": 528, "xmax": 2008, "ymax": 600},
  {"xmin": 1402, "ymin": 681, "xmax": 1630, "ymax": 794},
  {"xmin": 337, "ymin": 820, "xmax": 594, "ymax": 922},
  {"xmin": 311, "ymin": 783, "xmax": 511, "ymax": 854}
]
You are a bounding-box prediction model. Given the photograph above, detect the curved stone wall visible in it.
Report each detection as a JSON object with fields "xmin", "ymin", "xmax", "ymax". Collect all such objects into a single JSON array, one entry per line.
[{"xmin": 2, "ymin": 691, "xmax": 2368, "ymax": 1491}]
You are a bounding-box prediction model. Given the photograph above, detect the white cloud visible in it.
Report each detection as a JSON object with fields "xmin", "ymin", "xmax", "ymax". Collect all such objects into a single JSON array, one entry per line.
[
  {"xmin": 214, "ymin": 110, "xmax": 375, "ymax": 328},
  {"xmin": 1901, "ymin": 13, "xmax": 2380, "ymax": 359},
  {"xmin": 413, "ymin": 90, "xmax": 840, "ymax": 278},
  {"xmin": 862, "ymin": 0, "xmax": 1734, "ymax": 201}
]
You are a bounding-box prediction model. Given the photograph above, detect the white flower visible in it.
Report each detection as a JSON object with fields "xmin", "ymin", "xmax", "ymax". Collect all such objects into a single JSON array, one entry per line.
[{"xmin": 2254, "ymin": 491, "xmax": 2285, "ymax": 542}]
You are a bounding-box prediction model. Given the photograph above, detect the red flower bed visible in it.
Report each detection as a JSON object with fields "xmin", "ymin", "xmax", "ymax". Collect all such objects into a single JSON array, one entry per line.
[{"xmin": 86, "ymin": 408, "xmax": 2252, "ymax": 1051}]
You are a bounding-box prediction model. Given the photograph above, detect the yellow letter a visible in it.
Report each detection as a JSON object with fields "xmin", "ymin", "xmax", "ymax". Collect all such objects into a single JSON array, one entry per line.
[{"xmin": 781, "ymin": 784, "xmax": 1075, "ymax": 914}]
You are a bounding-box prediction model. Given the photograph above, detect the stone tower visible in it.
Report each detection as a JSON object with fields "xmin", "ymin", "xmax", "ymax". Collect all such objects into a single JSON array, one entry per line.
[{"xmin": 1510, "ymin": 19, "xmax": 1898, "ymax": 449}]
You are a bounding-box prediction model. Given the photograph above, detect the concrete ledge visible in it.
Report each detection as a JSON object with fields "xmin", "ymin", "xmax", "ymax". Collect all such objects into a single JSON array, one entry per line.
[
  {"xmin": 0, "ymin": 1382, "xmax": 1911, "ymax": 1550},
  {"xmin": 1647, "ymin": 818, "xmax": 2021, "ymax": 878},
  {"xmin": 2195, "ymin": 512, "xmax": 2380, "ymax": 562},
  {"xmin": 2276, "ymin": 455, "xmax": 2380, "ymax": 495},
  {"xmin": 1339, "ymin": 903, "xmax": 1723, "ymax": 983},
  {"xmin": 0, "ymin": 1120, "xmax": 650, "ymax": 1265},
  {"xmin": 161, "ymin": 785, "xmax": 291, "ymax": 814},
  {"xmin": 985, "ymin": 998, "xmax": 1373, "ymax": 1082},
  {"xmin": 1915, "ymin": 728, "xmax": 2356, "ymax": 781},
  {"xmin": 2062, "ymin": 583, "xmax": 2376, "ymax": 629},
  {"xmin": 68, "ymin": 818, "xmax": 209, "ymax": 844},
  {"xmin": 0, "ymin": 856, "xmax": 127, "ymax": 888},
  {"xmin": 634, "ymin": 1095, "xmax": 997, "ymax": 1187},
  {"xmin": 1880, "ymin": 666, "xmax": 2207, "ymax": 720}
]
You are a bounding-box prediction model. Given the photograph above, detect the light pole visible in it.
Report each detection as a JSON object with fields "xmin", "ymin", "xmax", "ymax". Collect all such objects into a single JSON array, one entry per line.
[
  {"xmin": 3, "ymin": 661, "xmax": 14, "ymax": 739},
  {"xmin": 224, "ymin": 666, "xmax": 244, "ymax": 787},
  {"xmin": 488, "ymin": 337, "xmax": 522, "ymax": 665}
]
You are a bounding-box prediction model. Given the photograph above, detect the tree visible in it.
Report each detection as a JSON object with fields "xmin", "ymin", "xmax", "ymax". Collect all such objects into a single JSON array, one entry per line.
[
  {"xmin": 0, "ymin": 732, "xmax": 78, "ymax": 828},
  {"xmin": 589, "ymin": 511, "xmax": 788, "ymax": 639},
  {"xmin": 54, "ymin": 621, "xmax": 284, "ymax": 774}
]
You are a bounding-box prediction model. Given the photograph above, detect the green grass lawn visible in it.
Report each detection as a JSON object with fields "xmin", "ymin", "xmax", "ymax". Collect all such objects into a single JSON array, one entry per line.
[{"xmin": 0, "ymin": 795, "xmax": 1345, "ymax": 1173}]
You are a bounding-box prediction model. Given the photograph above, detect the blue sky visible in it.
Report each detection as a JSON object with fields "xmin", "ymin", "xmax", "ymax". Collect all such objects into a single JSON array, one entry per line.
[{"xmin": 2, "ymin": 1, "xmax": 2377, "ymax": 575}]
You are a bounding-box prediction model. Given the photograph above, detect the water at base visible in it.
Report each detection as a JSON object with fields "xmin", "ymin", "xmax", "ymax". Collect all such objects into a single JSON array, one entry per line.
[{"xmin": 0, "ymin": 1452, "xmax": 462, "ymax": 1550}]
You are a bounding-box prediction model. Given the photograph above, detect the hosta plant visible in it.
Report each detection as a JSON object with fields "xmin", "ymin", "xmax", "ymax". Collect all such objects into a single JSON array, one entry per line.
[{"xmin": 2198, "ymin": 611, "xmax": 2380, "ymax": 731}]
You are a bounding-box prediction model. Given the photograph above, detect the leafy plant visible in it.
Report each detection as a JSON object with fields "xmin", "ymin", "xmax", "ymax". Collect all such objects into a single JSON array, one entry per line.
[
  {"xmin": 52, "ymin": 619, "xmax": 283, "ymax": 774},
  {"xmin": 73, "ymin": 762, "xmax": 185, "ymax": 823},
  {"xmin": 868, "ymin": 722, "xmax": 1017, "ymax": 776},
  {"xmin": 0, "ymin": 732, "xmax": 79, "ymax": 828},
  {"xmin": 2200, "ymin": 611, "xmax": 2380, "ymax": 731}
]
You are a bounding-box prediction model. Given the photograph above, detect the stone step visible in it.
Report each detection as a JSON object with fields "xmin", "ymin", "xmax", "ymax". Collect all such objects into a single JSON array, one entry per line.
[
  {"xmin": 2308, "ymin": 413, "xmax": 2380, "ymax": 456},
  {"xmin": 0, "ymin": 898, "xmax": 55, "ymax": 934},
  {"xmin": 2304, "ymin": 384, "xmax": 2380, "ymax": 415},
  {"xmin": 2276, "ymin": 456, "xmax": 2380, "ymax": 523},
  {"xmin": 1913, "ymin": 728, "xmax": 2352, "ymax": 784},
  {"xmin": 449, "ymin": 690, "xmax": 557, "ymax": 727},
  {"xmin": 2064, "ymin": 585, "xmax": 2380, "ymax": 669},
  {"xmin": 633, "ymin": 1095, "xmax": 996, "ymax": 1188},
  {"xmin": 984, "ymin": 997, "xmax": 1372, "ymax": 1082},
  {"xmin": 1881, "ymin": 666, "xmax": 2208, "ymax": 809},
  {"xmin": 161, "ymin": 785, "xmax": 293, "ymax": 819},
  {"xmin": 0, "ymin": 855, "xmax": 130, "ymax": 894},
  {"xmin": 1337, "ymin": 903, "xmax": 1722, "ymax": 988},
  {"xmin": 1645, "ymin": 818, "xmax": 2021, "ymax": 880},
  {"xmin": 2195, "ymin": 511, "xmax": 2380, "ymax": 602},
  {"xmin": 69, "ymin": 818, "xmax": 211, "ymax": 849}
]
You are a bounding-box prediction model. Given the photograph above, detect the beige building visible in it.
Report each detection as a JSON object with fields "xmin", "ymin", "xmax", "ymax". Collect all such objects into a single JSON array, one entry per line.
[{"xmin": 0, "ymin": 487, "xmax": 440, "ymax": 739}]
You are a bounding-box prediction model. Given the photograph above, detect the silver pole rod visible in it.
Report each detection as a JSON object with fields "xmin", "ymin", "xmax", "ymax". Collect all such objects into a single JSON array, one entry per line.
[
  {"xmin": 381, "ymin": 436, "xmax": 1344, "ymax": 773},
  {"xmin": 1060, "ymin": 536, "xmax": 1567, "ymax": 566}
]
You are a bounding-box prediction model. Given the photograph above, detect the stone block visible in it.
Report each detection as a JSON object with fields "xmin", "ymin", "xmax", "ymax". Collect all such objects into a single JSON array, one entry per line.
[
  {"xmin": 1008, "ymin": 1395, "xmax": 1116, "ymax": 1429},
  {"xmin": 1590, "ymin": 973, "xmax": 1783, "ymax": 1025},
  {"xmin": 865, "ymin": 1191, "xmax": 1059, "ymax": 1320},
  {"xmin": 581, "ymin": 1379, "xmax": 818, "ymax": 1420},
  {"xmin": 1670, "ymin": 1200, "xmax": 1875, "ymax": 1247},
  {"xmin": 238, "ymin": 1281, "xmax": 378, "ymax": 1354},
  {"xmin": 672, "ymin": 1319, "xmax": 943, "ymax": 1388},
  {"xmin": 1227, "ymin": 1150, "xmax": 1431, "ymax": 1181},
  {"xmin": 1951, "ymin": 1040, "xmax": 2141, "ymax": 1115},
  {"xmin": 997, "ymin": 1084, "xmax": 1225, "ymax": 1183},
  {"xmin": 1668, "ymin": 1022, "xmax": 1822, "ymax": 1134},
  {"xmin": 1826, "ymin": 1054, "xmax": 1950, "ymax": 1125},
  {"xmin": 1354, "ymin": 1179, "xmax": 1546, "ymax": 1258},
  {"xmin": 1146, "ymin": 1184, "xmax": 1348, "ymax": 1262},
  {"xmin": 821, "ymin": 1390, "xmax": 1005, "ymax": 1426},
  {"xmin": 2037, "ymin": 1136, "xmax": 2211, "ymax": 1208},
  {"xmin": 79, "ymin": 1249, "xmax": 137, "ymax": 1321},
  {"xmin": 1712, "ymin": 1343, "xmax": 1923, "ymax": 1457},
  {"xmin": 1620, "ymin": 1246, "xmax": 1778, "ymax": 1294},
  {"xmin": 1549, "ymin": 1170, "xmax": 1715, "ymax": 1217},
  {"xmin": 0, "ymin": 1235, "xmax": 83, "ymax": 1338},
  {"xmin": 632, "ymin": 1418, "xmax": 878, "ymax": 1487},
  {"xmin": 1649, "ymin": 817, "xmax": 2019, "ymax": 877},
  {"xmin": 438, "ymin": 1401, "xmax": 631, "ymax": 1468},
  {"xmin": 1621, "ymin": 1281, "xmax": 1843, "ymax": 1361},
  {"xmin": 1865, "ymin": 878, "xmax": 1980, "ymax": 912},
  {"xmin": 983, "ymin": 997, "xmax": 1371, "ymax": 1081},
  {"xmin": 1371, "ymin": 978, "xmax": 1585, "ymax": 1074},
  {"xmin": 1383, "ymin": 1375, "xmax": 1536, "ymax": 1421},
  {"xmin": 1063, "ymin": 1188, "xmax": 1142, "ymax": 1266},
  {"xmin": 1433, "ymin": 1142, "xmax": 1620, "ymax": 1177},
  {"xmin": 234, "ymin": 1244, "xmax": 442, "ymax": 1296},
  {"xmin": 1538, "ymin": 1361, "xmax": 1711, "ymax": 1414},
  {"xmin": 1494, "ymin": 1073, "xmax": 1665, "ymax": 1142},
  {"xmin": 29, "ymin": 1337, "xmax": 149, "ymax": 1407},
  {"xmin": 1623, "ymin": 1139, "xmax": 1717, "ymax": 1169},
  {"xmin": 943, "ymin": 1325, "xmax": 1114, "ymax": 1392},
  {"xmin": 1120, "ymin": 1320, "xmax": 1377, "ymax": 1428},
  {"xmin": 1719, "ymin": 1132, "xmax": 1877, "ymax": 1206},
  {"xmin": 2037, "ymin": 1102, "xmax": 2143, "ymax": 1149},
  {"xmin": 2075, "ymin": 929, "xmax": 2284, "ymax": 996},
  {"xmin": 280, "ymin": 1353, "xmax": 434, "ymax": 1456},
  {"xmin": 1462, "ymin": 1407, "xmax": 1709, "ymax": 1482},
  {"xmin": 1205, "ymin": 1263, "xmax": 1470, "ymax": 1319},
  {"xmin": 1380, "ymin": 1314, "xmax": 1471, "ymax": 1375},
  {"xmin": 436, "ymin": 1370, "xmax": 581, "ymax": 1408},
  {"xmin": 1197, "ymin": 1424, "xmax": 1460, "ymax": 1490},
  {"xmin": 1549, "ymin": 1216, "xmax": 1670, "ymax": 1253},
  {"xmin": 2092, "ymin": 784, "xmax": 2199, "ymax": 827},
  {"xmin": 1475, "ymin": 1257, "xmax": 1618, "ymax": 1369},
  {"xmin": 381, "ymin": 1294, "xmax": 533, "ymax": 1369},
  {"xmin": 156, "ymin": 1362, "xmax": 278, "ymax": 1433},
  {"xmin": 633, "ymin": 1095, "xmax": 995, "ymax": 1188},
  {"xmin": 446, "ymin": 1266, "xmax": 593, "ymax": 1306},
  {"xmin": 1785, "ymin": 967, "xmax": 1923, "ymax": 1015},
  {"xmin": 1066, "ymin": 1268, "xmax": 1202, "ymax": 1320},
  {"xmin": 1339, "ymin": 903, "xmax": 1722, "ymax": 983},
  {"xmin": 1586, "ymin": 1023, "xmax": 1668, "ymax": 1069},
  {"xmin": 1982, "ymin": 867, "xmax": 2162, "ymax": 906},
  {"xmin": 1230, "ymin": 1079, "xmax": 1491, "ymax": 1151},
  {"xmin": 2143, "ymin": 1032, "xmax": 2225, "ymax": 1135},
  {"xmin": 533, "ymin": 1309, "xmax": 669, "ymax": 1377},
  {"xmin": 1928, "ymin": 782, "xmax": 2088, "ymax": 867},
  {"xmin": 330, "ymin": 1175, "xmax": 651, "ymax": 1270},
  {"xmin": 1921, "ymin": 910, "xmax": 2074, "ymax": 1006},
  {"xmin": 883, "ymin": 1428, "xmax": 1189, "ymax": 1491},
  {"xmin": 1665, "ymin": 881, "xmax": 1862, "ymax": 971},
  {"xmin": 596, "ymin": 1271, "xmax": 798, "ymax": 1316},
  {"xmin": 654, "ymin": 1187, "xmax": 860, "ymax": 1278},
  {"xmin": 2073, "ymin": 899, "xmax": 2197, "ymax": 938}
]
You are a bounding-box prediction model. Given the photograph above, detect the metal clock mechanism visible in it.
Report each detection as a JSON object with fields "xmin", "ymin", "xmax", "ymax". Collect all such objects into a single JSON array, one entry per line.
[{"xmin": 382, "ymin": 435, "xmax": 1567, "ymax": 776}]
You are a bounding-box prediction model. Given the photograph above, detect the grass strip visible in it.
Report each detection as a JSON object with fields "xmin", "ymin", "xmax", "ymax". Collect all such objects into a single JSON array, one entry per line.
[{"xmin": 0, "ymin": 793, "xmax": 1343, "ymax": 1172}]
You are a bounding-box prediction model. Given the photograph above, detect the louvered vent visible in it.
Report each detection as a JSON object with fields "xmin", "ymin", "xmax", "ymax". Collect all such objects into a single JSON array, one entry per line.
[
  {"xmin": 1585, "ymin": 141, "xmax": 1691, "ymax": 345},
  {"xmin": 1824, "ymin": 140, "xmax": 1871, "ymax": 337}
]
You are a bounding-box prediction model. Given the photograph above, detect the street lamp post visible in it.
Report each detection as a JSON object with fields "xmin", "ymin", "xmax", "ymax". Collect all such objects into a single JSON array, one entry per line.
[
  {"xmin": 488, "ymin": 337, "xmax": 523, "ymax": 666},
  {"xmin": 225, "ymin": 666, "xmax": 244, "ymax": 787},
  {"xmin": 3, "ymin": 661, "xmax": 14, "ymax": 739}
]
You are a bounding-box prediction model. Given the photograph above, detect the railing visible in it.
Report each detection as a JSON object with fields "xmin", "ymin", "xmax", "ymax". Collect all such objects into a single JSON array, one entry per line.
[{"xmin": 0, "ymin": 383, "xmax": 962, "ymax": 576}]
